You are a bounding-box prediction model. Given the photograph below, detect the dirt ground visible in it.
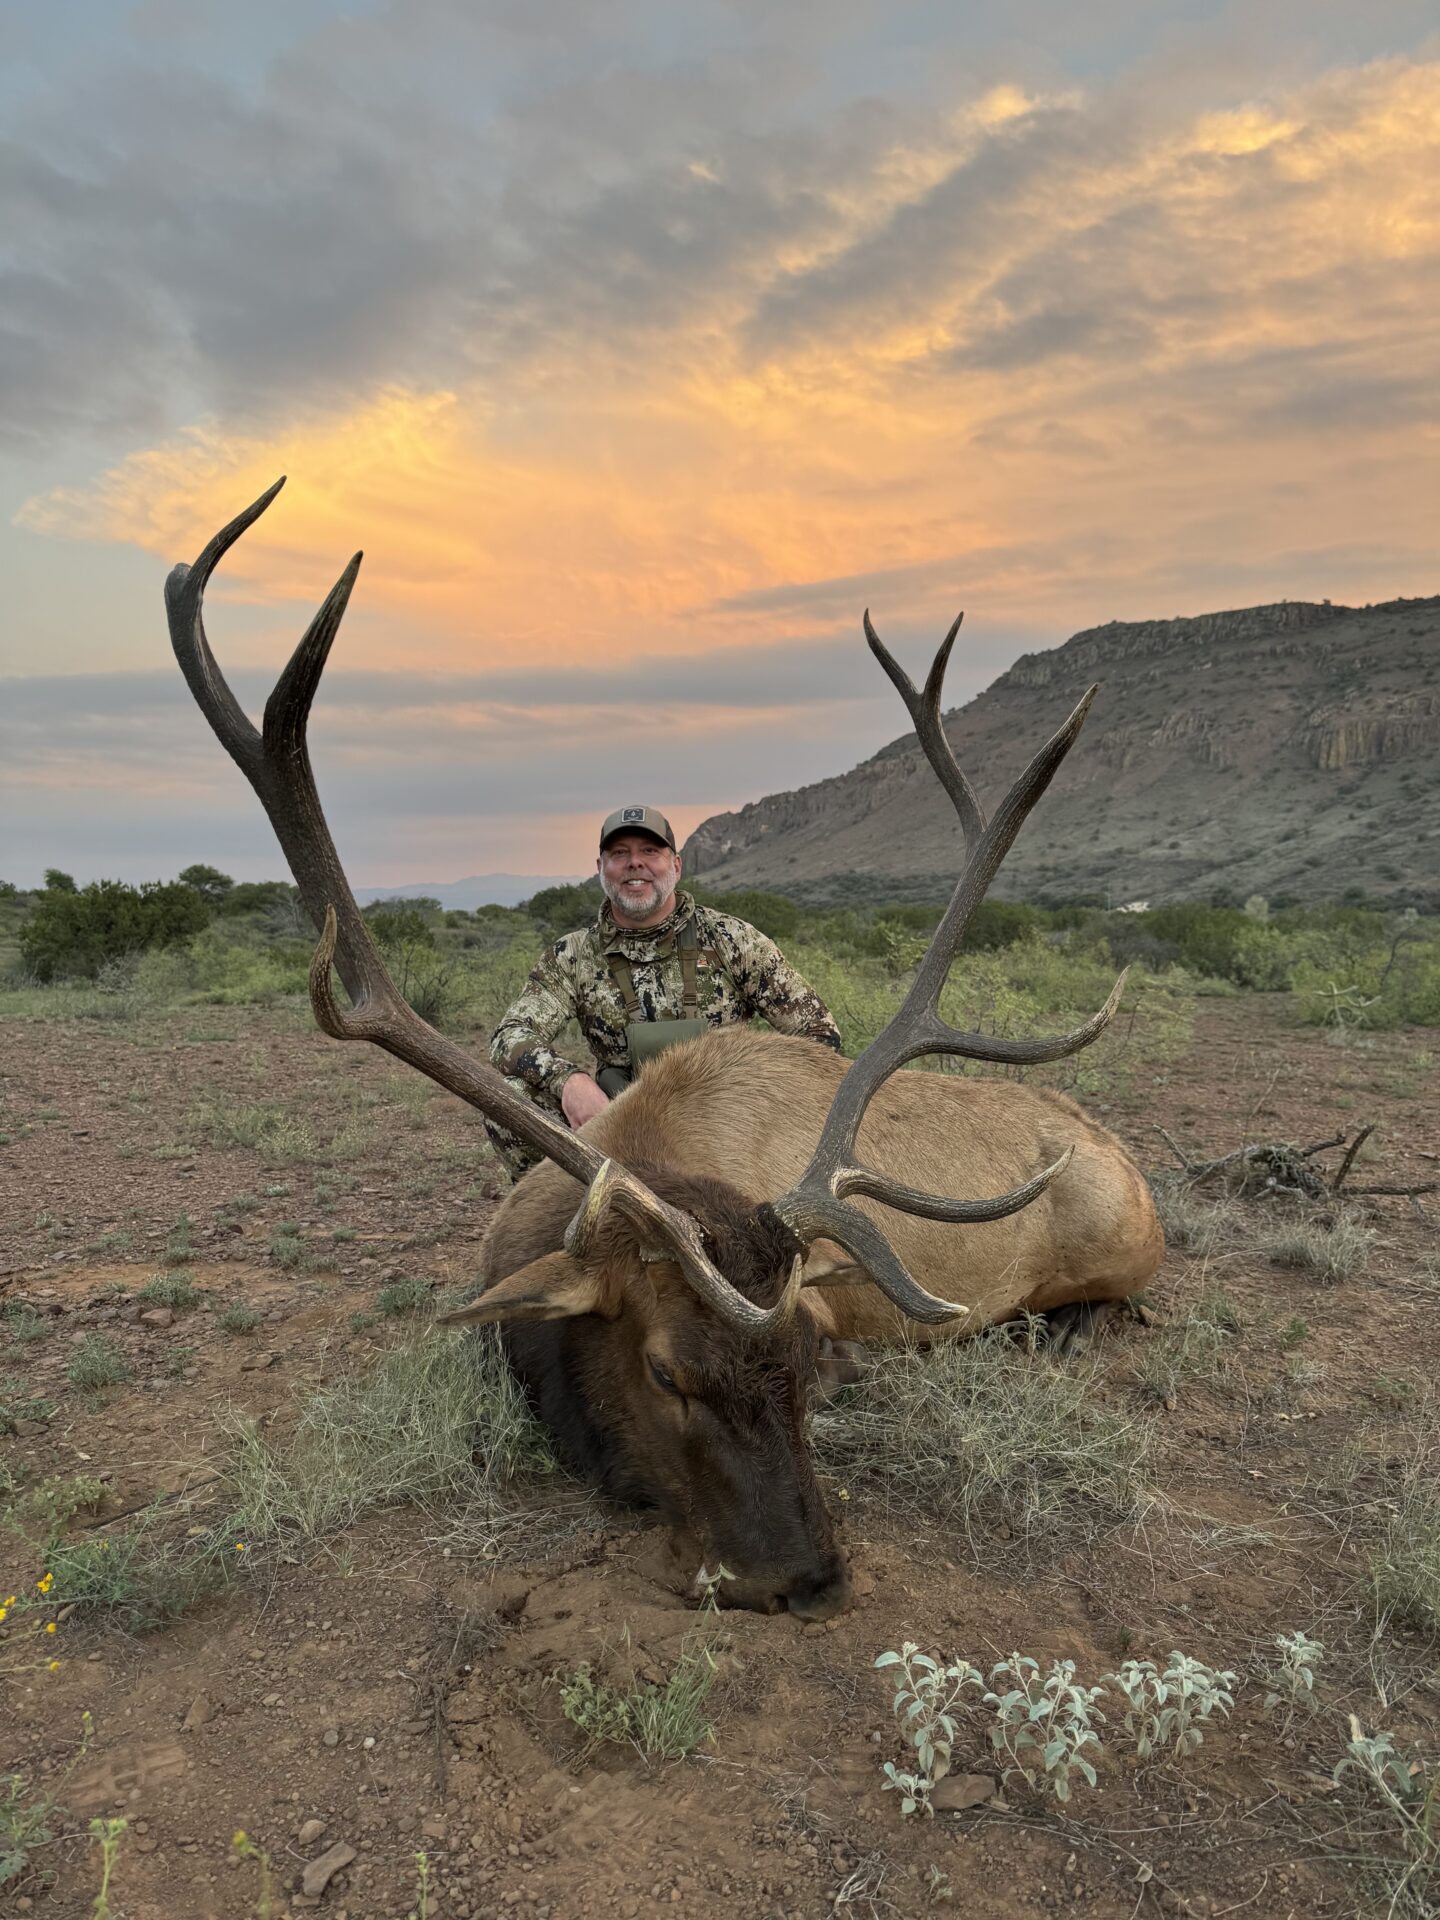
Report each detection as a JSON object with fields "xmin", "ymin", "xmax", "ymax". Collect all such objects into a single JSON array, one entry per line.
[{"xmin": 2, "ymin": 995, "xmax": 1437, "ymax": 1920}]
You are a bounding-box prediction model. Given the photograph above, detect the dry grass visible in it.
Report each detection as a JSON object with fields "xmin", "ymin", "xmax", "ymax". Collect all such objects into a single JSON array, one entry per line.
[
  {"xmin": 1370, "ymin": 1427, "xmax": 1440, "ymax": 1638},
  {"xmin": 811, "ymin": 1326, "xmax": 1152, "ymax": 1556},
  {"xmin": 214, "ymin": 1329, "xmax": 554, "ymax": 1550},
  {"xmin": 1256, "ymin": 1213, "xmax": 1375, "ymax": 1284}
]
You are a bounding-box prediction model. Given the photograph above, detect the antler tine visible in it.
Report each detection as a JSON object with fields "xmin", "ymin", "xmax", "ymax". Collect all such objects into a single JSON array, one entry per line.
[
  {"xmin": 837, "ymin": 1145, "xmax": 1073, "ymax": 1221},
  {"xmin": 170, "ymin": 487, "xmax": 790, "ymax": 1335},
  {"xmin": 564, "ymin": 1161, "xmax": 803, "ymax": 1334},
  {"xmin": 769, "ymin": 616, "xmax": 1125, "ymax": 1325},
  {"xmin": 864, "ymin": 609, "xmax": 986, "ymax": 858}
]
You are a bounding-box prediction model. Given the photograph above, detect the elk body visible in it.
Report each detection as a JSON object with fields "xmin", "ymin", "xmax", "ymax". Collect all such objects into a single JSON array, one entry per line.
[{"xmin": 167, "ymin": 480, "xmax": 1163, "ymax": 1624}]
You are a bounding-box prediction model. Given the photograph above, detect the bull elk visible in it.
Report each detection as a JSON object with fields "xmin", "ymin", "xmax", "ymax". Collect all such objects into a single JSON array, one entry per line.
[{"xmin": 167, "ymin": 480, "xmax": 1162, "ymax": 1621}]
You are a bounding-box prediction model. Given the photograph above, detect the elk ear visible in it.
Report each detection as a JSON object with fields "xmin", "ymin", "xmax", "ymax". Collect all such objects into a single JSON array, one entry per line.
[
  {"xmin": 801, "ymin": 1239, "xmax": 869, "ymax": 1289},
  {"xmin": 436, "ymin": 1252, "xmax": 623, "ymax": 1328}
]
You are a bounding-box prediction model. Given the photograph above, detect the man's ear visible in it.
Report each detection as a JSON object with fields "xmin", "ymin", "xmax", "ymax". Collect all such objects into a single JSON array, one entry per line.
[{"xmin": 436, "ymin": 1252, "xmax": 623, "ymax": 1328}]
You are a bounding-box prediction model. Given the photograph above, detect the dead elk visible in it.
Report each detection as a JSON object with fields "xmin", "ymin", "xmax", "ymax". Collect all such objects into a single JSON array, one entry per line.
[{"xmin": 167, "ymin": 479, "xmax": 1163, "ymax": 1621}]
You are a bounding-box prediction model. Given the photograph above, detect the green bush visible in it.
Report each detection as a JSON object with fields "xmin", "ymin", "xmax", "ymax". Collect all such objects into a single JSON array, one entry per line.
[{"xmin": 19, "ymin": 879, "xmax": 209, "ymax": 983}]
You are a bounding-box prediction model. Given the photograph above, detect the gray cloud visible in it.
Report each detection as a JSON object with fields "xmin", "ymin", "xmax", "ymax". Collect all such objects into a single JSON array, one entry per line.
[{"xmin": 4, "ymin": 1, "xmax": 1433, "ymax": 450}]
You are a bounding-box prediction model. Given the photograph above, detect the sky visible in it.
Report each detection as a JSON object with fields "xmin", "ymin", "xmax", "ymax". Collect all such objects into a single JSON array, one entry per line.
[{"xmin": 2, "ymin": 0, "xmax": 1437, "ymax": 887}]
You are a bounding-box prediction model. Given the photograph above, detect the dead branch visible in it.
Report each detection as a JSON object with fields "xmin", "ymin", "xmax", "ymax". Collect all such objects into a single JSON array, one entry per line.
[{"xmin": 1330, "ymin": 1123, "xmax": 1375, "ymax": 1192}]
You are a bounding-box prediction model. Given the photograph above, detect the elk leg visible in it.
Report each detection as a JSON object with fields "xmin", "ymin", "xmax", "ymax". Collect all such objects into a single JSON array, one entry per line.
[{"xmin": 1042, "ymin": 1299, "xmax": 1123, "ymax": 1358}]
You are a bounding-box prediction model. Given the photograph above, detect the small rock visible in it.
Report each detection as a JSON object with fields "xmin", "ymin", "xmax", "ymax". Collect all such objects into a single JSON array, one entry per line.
[
  {"xmin": 932, "ymin": 1773, "xmax": 998, "ymax": 1813},
  {"xmin": 241, "ymin": 1352, "xmax": 277, "ymax": 1371},
  {"xmin": 302, "ymin": 1841, "xmax": 357, "ymax": 1897},
  {"xmin": 140, "ymin": 1308, "xmax": 174, "ymax": 1329},
  {"xmin": 297, "ymin": 1818, "xmax": 327, "ymax": 1847},
  {"xmin": 851, "ymin": 1569, "xmax": 876, "ymax": 1597},
  {"xmin": 322, "ymin": 1728, "xmax": 340, "ymax": 1748},
  {"xmin": 182, "ymin": 1694, "xmax": 214, "ymax": 1731},
  {"xmin": 362, "ymin": 1735, "xmax": 376, "ymax": 1751}
]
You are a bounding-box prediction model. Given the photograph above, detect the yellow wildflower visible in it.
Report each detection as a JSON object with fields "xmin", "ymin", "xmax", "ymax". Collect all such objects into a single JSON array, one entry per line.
[
  {"xmin": 234, "ymin": 1542, "xmax": 246, "ymax": 1554},
  {"xmin": 47, "ymin": 1659, "xmax": 61, "ymax": 1673},
  {"xmin": 232, "ymin": 1830, "xmax": 248, "ymax": 1849},
  {"xmin": 36, "ymin": 1573, "xmax": 53, "ymax": 1594},
  {"xmin": 45, "ymin": 1621, "xmax": 57, "ymax": 1634},
  {"xmin": 0, "ymin": 1607, "xmax": 8, "ymax": 1623}
]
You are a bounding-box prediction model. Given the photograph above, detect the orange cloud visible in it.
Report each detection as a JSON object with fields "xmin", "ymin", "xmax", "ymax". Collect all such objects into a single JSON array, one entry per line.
[{"xmin": 18, "ymin": 56, "xmax": 1438, "ymax": 680}]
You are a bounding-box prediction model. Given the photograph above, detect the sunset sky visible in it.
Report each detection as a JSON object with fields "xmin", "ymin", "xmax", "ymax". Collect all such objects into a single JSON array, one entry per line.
[{"xmin": 3, "ymin": 1, "xmax": 1437, "ymax": 887}]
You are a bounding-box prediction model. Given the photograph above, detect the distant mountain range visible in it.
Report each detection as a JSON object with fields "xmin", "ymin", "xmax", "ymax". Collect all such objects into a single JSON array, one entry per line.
[
  {"xmin": 682, "ymin": 596, "xmax": 1440, "ymax": 908},
  {"xmin": 355, "ymin": 874, "xmax": 588, "ymax": 911}
]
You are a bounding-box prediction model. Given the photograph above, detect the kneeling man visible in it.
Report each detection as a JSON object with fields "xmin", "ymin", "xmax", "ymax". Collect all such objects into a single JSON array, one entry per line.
[{"xmin": 486, "ymin": 805, "xmax": 841, "ymax": 1178}]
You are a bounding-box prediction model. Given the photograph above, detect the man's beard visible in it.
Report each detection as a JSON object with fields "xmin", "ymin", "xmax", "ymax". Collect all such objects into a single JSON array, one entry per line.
[{"xmin": 602, "ymin": 872, "xmax": 668, "ymax": 922}]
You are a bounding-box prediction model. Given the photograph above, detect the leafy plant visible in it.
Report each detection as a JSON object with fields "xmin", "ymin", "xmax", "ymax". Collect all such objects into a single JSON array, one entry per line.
[
  {"xmin": 558, "ymin": 1642, "xmax": 719, "ymax": 1763},
  {"xmin": 982, "ymin": 1655, "xmax": 1106, "ymax": 1803},
  {"xmin": 1107, "ymin": 1651, "xmax": 1237, "ymax": 1759},
  {"xmin": 88, "ymin": 1817, "xmax": 127, "ymax": 1920},
  {"xmin": 873, "ymin": 1644, "xmax": 983, "ymax": 1815},
  {"xmin": 1261, "ymin": 1631, "xmax": 1324, "ymax": 1723},
  {"xmin": 1334, "ymin": 1729, "xmax": 1437, "ymax": 1916}
]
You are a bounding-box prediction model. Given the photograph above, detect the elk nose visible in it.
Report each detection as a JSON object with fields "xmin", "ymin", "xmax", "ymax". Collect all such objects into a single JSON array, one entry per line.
[{"xmin": 784, "ymin": 1557, "xmax": 853, "ymax": 1623}]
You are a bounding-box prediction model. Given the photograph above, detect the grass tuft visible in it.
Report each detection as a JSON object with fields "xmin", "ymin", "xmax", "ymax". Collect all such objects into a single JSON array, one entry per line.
[
  {"xmin": 136, "ymin": 1271, "xmax": 202, "ymax": 1310},
  {"xmin": 559, "ymin": 1642, "xmax": 719, "ymax": 1763},
  {"xmin": 1370, "ymin": 1430, "xmax": 1440, "ymax": 1638},
  {"xmin": 217, "ymin": 1302, "xmax": 264, "ymax": 1336},
  {"xmin": 214, "ymin": 1330, "xmax": 553, "ymax": 1549},
  {"xmin": 65, "ymin": 1337, "xmax": 131, "ymax": 1393},
  {"xmin": 377, "ymin": 1277, "xmax": 436, "ymax": 1317},
  {"xmin": 812, "ymin": 1326, "xmax": 1151, "ymax": 1554},
  {"xmin": 1257, "ymin": 1213, "xmax": 1374, "ymax": 1283}
]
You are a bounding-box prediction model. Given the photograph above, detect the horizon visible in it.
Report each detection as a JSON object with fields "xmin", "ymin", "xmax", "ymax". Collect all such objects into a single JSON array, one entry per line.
[{"xmin": 3, "ymin": 4, "xmax": 1437, "ymax": 887}]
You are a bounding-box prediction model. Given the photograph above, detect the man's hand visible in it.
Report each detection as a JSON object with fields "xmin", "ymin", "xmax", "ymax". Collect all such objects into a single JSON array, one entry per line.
[{"xmin": 560, "ymin": 1073, "xmax": 610, "ymax": 1130}]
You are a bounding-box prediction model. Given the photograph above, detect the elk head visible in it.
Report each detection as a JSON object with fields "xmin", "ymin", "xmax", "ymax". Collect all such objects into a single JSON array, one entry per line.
[{"xmin": 166, "ymin": 480, "xmax": 1123, "ymax": 1618}]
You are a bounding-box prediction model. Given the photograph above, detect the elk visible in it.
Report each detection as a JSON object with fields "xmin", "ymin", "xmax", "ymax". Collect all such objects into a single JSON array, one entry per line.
[{"xmin": 167, "ymin": 480, "xmax": 1162, "ymax": 1622}]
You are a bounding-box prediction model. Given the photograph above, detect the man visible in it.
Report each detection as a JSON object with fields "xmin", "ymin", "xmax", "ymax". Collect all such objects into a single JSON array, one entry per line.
[{"xmin": 485, "ymin": 804, "xmax": 842, "ymax": 1179}]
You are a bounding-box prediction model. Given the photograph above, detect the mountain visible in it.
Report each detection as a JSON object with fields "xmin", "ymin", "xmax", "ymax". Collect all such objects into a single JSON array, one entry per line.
[
  {"xmin": 355, "ymin": 874, "xmax": 588, "ymax": 911},
  {"xmin": 682, "ymin": 597, "xmax": 1440, "ymax": 909}
]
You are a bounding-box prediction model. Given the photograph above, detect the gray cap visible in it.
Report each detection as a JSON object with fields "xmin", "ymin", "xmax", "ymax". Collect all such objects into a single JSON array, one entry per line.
[{"xmin": 599, "ymin": 805, "xmax": 677, "ymax": 852}]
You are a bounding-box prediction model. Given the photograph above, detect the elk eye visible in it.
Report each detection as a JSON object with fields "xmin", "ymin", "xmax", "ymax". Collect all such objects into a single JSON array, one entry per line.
[{"xmin": 648, "ymin": 1357, "xmax": 682, "ymax": 1397}]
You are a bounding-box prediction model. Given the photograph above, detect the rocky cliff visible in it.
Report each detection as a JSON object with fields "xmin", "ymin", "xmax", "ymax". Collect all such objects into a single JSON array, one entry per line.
[{"xmin": 683, "ymin": 596, "xmax": 1440, "ymax": 907}]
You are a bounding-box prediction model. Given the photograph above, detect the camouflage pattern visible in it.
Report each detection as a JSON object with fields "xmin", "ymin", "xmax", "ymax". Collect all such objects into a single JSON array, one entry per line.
[{"xmin": 484, "ymin": 890, "xmax": 841, "ymax": 1177}]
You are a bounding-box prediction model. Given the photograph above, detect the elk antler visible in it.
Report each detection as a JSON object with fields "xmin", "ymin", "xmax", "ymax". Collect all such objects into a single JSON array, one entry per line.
[
  {"xmin": 768, "ymin": 612, "xmax": 1127, "ymax": 1325},
  {"xmin": 166, "ymin": 480, "xmax": 795, "ymax": 1335}
]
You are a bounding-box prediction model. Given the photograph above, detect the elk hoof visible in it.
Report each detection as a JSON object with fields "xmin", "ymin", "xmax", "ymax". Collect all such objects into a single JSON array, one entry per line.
[{"xmin": 1043, "ymin": 1300, "xmax": 1121, "ymax": 1359}]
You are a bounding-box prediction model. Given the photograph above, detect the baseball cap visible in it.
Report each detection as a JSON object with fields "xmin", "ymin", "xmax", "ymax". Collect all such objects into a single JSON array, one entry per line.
[{"xmin": 599, "ymin": 805, "xmax": 677, "ymax": 852}]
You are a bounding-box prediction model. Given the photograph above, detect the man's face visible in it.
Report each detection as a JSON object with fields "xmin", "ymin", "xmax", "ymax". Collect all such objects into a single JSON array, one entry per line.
[{"xmin": 598, "ymin": 834, "xmax": 682, "ymax": 926}]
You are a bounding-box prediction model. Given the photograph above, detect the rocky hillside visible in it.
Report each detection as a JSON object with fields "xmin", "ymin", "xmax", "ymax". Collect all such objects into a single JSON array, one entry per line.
[{"xmin": 683, "ymin": 597, "xmax": 1440, "ymax": 907}]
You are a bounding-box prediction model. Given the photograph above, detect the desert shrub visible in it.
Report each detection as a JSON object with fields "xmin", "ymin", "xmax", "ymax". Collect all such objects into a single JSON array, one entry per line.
[
  {"xmin": 19, "ymin": 879, "xmax": 209, "ymax": 983},
  {"xmin": 524, "ymin": 882, "xmax": 601, "ymax": 929},
  {"xmin": 186, "ymin": 926, "xmax": 309, "ymax": 1006},
  {"xmin": 694, "ymin": 887, "xmax": 800, "ymax": 940}
]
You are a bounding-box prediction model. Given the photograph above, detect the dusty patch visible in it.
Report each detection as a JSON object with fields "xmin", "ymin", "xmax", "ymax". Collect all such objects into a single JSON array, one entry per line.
[{"xmin": 2, "ymin": 997, "xmax": 1438, "ymax": 1917}]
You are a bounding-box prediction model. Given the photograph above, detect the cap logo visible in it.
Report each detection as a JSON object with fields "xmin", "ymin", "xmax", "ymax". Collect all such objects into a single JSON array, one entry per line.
[{"xmin": 622, "ymin": 807, "xmax": 645, "ymax": 823}]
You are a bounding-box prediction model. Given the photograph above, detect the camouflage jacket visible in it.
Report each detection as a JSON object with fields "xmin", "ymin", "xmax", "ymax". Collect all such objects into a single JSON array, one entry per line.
[{"xmin": 489, "ymin": 891, "xmax": 842, "ymax": 1097}]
